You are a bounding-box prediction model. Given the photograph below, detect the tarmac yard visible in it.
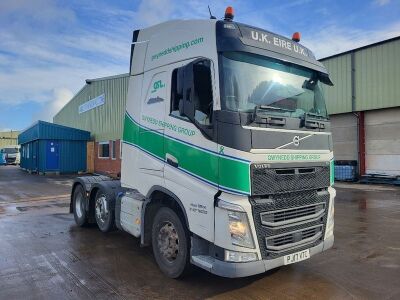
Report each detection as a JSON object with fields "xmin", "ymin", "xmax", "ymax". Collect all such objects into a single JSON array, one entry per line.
[{"xmin": 0, "ymin": 166, "xmax": 399, "ymax": 300}]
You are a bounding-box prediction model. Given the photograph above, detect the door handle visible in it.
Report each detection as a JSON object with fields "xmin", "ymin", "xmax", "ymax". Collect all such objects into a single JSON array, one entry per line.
[{"xmin": 166, "ymin": 153, "xmax": 178, "ymax": 168}]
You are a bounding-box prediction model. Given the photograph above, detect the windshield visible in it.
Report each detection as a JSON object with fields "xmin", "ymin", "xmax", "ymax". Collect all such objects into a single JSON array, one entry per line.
[
  {"xmin": 220, "ymin": 52, "xmax": 328, "ymax": 118},
  {"xmin": 2, "ymin": 148, "xmax": 18, "ymax": 154}
]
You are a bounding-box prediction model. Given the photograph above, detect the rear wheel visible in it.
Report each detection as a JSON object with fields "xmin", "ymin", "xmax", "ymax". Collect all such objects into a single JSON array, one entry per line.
[
  {"xmin": 151, "ymin": 207, "xmax": 191, "ymax": 278},
  {"xmin": 94, "ymin": 189, "xmax": 115, "ymax": 232},
  {"xmin": 73, "ymin": 185, "xmax": 88, "ymax": 226}
]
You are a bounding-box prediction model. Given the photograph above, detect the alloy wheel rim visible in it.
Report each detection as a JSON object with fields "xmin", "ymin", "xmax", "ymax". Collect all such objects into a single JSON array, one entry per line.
[
  {"xmin": 157, "ymin": 221, "xmax": 179, "ymax": 262},
  {"xmin": 95, "ymin": 195, "xmax": 108, "ymax": 224}
]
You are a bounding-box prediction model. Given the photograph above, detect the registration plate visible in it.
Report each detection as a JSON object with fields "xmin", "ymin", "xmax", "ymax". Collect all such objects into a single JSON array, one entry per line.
[{"xmin": 284, "ymin": 249, "xmax": 310, "ymax": 265}]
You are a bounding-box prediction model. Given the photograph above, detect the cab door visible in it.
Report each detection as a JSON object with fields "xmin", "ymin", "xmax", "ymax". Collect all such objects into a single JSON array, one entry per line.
[
  {"xmin": 137, "ymin": 71, "xmax": 167, "ymax": 189},
  {"xmin": 163, "ymin": 59, "xmax": 218, "ymax": 241}
]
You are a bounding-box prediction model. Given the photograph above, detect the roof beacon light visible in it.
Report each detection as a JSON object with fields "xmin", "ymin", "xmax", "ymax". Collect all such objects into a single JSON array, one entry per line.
[
  {"xmin": 292, "ymin": 32, "xmax": 301, "ymax": 42},
  {"xmin": 224, "ymin": 6, "xmax": 234, "ymax": 21}
]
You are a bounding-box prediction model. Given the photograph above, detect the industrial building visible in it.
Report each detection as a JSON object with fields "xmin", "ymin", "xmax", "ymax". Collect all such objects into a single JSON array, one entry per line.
[
  {"xmin": 53, "ymin": 36, "xmax": 400, "ymax": 180},
  {"xmin": 53, "ymin": 74, "xmax": 128, "ymax": 177},
  {"xmin": 321, "ymin": 36, "xmax": 400, "ymax": 179},
  {"xmin": 18, "ymin": 121, "xmax": 90, "ymax": 174},
  {"xmin": 0, "ymin": 131, "xmax": 19, "ymax": 148}
]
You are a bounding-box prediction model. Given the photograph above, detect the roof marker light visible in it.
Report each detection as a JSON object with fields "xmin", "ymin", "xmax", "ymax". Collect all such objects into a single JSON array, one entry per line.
[
  {"xmin": 292, "ymin": 32, "xmax": 301, "ymax": 42},
  {"xmin": 224, "ymin": 6, "xmax": 234, "ymax": 21}
]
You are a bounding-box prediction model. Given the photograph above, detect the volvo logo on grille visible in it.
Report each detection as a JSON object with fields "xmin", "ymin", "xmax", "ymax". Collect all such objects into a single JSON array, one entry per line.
[
  {"xmin": 253, "ymin": 163, "xmax": 270, "ymax": 169},
  {"xmin": 293, "ymin": 135, "xmax": 300, "ymax": 147}
]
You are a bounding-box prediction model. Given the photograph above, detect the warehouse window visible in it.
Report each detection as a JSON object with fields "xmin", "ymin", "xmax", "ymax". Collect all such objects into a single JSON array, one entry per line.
[
  {"xmin": 98, "ymin": 141, "xmax": 110, "ymax": 159},
  {"xmin": 111, "ymin": 140, "xmax": 116, "ymax": 160}
]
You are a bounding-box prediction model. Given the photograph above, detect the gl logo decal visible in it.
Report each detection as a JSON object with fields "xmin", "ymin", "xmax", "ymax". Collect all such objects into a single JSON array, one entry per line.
[
  {"xmin": 293, "ymin": 136, "xmax": 300, "ymax": 147},
  {"xmin": 151, "ymin": 80, "xmax": 165, "ymax": 93}
]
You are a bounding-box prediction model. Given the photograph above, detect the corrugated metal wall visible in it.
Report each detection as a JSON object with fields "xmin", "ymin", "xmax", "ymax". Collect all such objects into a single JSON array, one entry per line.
[
  {"xmin": 320, "ymin": 37, "xmax": 400, "ymax": 115},
  {"xmin": 321, "ymin": 54, "xmax": 352, "ymax": 115},
  {"xmin": 0, "ymin": 131, "xmax": 19, "ymax": 148},
  {"xmin": 36, "ymin": 140, "xmax": 87, "ymax": 173},
  {"xmin": 53, "ymin": 74, "xmax": 129, "ymax": 141},
  {"xmin": 20, "ymin": 140, "xmax": 87, "ymax": 173},
  {"xmin": 355, "ymin": 39, "xmax": 400, "ymax": 111}
]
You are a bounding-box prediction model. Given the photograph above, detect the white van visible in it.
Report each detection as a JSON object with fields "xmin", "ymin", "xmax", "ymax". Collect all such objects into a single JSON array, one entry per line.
[{"xmin": 0, "ymin": 145, "xmax": 20, "ymax": 165}]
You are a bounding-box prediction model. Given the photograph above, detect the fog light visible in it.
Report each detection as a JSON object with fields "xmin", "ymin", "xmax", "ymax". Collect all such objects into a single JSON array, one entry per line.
[{"xmin": 224, "ymin": 250, "xmax": 258, "ymax": 263}]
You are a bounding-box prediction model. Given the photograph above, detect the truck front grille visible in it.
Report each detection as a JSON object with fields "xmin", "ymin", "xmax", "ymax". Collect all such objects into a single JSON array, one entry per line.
[{"xmin": 249, "ymin": 164, "xmax": 330, "ymax": 260}]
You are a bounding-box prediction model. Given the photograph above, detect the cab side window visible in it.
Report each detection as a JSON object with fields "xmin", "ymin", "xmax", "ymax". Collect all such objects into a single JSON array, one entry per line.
[{"xmin": 170, "ymin": 60, "xmax": 213, "ymax": 126}]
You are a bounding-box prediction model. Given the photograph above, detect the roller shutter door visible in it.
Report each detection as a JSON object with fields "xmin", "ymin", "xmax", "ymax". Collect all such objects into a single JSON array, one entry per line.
[
  {"xmin": 365, "ymin": 108, "xmax": 400, "ymax": 176},
  {"xmin": 330, "ymin": 113, "xmax": 358, "ymax": 162}
]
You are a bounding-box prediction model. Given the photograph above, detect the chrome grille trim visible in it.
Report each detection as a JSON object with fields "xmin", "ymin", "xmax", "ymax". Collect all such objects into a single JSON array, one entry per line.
[
  {"xmin": 265, "ymin": 225, "xmax": 323, "ymax": 252},
  {"xmin": 260, "ymin": 202, "xmax": 326, "ymax": 227}
]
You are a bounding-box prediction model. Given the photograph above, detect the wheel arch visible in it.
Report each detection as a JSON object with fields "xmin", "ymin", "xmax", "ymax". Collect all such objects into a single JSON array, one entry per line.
[{"xmin": 141, "ymin": 185, "xmax": 190, "ymax": 246}]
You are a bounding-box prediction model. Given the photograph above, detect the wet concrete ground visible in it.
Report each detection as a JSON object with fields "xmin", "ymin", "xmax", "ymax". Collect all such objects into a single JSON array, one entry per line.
[{"xmin": 0, "ymin": 166, "xmax": 399, "ymax": 299}]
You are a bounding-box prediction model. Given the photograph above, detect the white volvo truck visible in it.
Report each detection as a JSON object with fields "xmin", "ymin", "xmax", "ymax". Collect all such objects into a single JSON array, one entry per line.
[{"xmin": 71, "ymin": 9, "xmax": 335, "ymax": 278}]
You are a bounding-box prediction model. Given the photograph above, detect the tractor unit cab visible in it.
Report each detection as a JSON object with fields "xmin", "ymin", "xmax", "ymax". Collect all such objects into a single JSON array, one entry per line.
[{"xmin": 72, "ymin": 7, "xmax": 335, "ymax": 279}]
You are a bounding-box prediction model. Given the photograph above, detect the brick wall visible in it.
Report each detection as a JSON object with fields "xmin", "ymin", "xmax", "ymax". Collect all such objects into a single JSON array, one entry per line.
[{"xmin": 94, "ymin": 139, "xmax": 121, "ymax": 177}]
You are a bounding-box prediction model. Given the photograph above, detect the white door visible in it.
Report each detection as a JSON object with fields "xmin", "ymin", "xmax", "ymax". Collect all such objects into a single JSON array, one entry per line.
[{"xmin": 365, "ymin": 108, "xmax": 400, "ymax": 176}]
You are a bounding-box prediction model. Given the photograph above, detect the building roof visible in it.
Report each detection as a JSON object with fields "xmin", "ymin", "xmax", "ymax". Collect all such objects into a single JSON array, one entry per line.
[
  {"xmin": 18, "ymin": 121, "xmax": 90, "ymax": 144},
  {"xmin": 85, "ymin": 73, "xmax": 129, "ymax": 84},
  {"xmin": 320, "ymin": 35, "xmax": 400, "ymax": 61}
]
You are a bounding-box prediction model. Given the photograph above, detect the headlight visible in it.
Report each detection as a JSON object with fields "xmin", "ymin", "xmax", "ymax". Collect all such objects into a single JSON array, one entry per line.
[{"xmin": 218, "ymin": 200, "xmax": 255, "ymax": 249}]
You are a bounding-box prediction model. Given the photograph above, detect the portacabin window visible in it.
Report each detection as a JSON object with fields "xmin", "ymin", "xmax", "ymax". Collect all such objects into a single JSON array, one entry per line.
[{"xmin": 98, "ymin": 141, "xmax": 110, "ymax": 159}]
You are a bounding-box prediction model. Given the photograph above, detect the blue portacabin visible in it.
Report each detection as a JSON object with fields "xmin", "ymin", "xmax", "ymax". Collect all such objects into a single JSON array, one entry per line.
[{"xmin": 18, "ymin": 121, "xmax": 90, "ymax": 174}]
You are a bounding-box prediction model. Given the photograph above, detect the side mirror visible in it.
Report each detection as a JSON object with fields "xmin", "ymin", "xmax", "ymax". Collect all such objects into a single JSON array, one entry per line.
[
  {"xmin": 179, "ymin": 62, "xmax": 195, "ymax": 123},
  {"xmin": 178, "ymin": 59, "xmax": 214, "ymax": 139}
]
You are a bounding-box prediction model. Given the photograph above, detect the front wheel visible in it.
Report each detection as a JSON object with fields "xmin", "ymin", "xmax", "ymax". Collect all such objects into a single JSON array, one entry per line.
[{"xmin": 151, "ymin": 207, "xmax": 191, "ymax": 278}]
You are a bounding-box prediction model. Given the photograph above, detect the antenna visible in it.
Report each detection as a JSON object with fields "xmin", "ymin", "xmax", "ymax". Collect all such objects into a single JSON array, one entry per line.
[{"xmin": 208, "ymin": 5, "xmax": 216, "ymax": 19}]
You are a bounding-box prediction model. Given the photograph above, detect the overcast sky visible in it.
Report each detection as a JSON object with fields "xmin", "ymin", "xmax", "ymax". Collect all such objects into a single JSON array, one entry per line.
[{"xmin": 0, "ymin": 0, "xmax": 399, "ymax": 131}]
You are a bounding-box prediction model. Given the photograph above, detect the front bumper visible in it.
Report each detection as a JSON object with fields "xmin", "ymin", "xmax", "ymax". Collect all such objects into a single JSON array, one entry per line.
[{"xmin": 193, "ymin": 235, "xmax": 333, "ymax": 278}]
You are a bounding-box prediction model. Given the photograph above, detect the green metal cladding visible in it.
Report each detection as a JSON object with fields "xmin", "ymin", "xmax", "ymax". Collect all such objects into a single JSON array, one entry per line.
[
  {"xmin": 53, "ymin": 74, "xmax": 129, "ymax": 141},
  {"xmin": 320, "ymin": 37, "xmax": 400, "ymax": 115}
]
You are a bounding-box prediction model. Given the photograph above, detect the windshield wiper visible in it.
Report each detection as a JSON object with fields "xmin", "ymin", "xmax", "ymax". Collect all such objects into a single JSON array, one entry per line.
[
  {"xmin": 303, "ymin": 112, "xmax": 328, "ymax": 129},
  {"xmin": 304, "ymin": 112, "xmax": 328, "ymax": 120},
  {"xmin": 252, "ymin": 105, "xmax": 290, "ymax": 126},
  {"xmin": 255, "ymin": 105, "xmax": 294, "ymax": 113}
]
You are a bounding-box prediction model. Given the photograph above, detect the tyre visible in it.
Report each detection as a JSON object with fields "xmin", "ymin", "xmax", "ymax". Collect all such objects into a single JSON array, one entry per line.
[
  {"xmin": 151, "ymin": 207, "xmax": 191, "ymax": 278},
  {"xmin": 94, "ymin": 189, "xmax": 115, "ymax": 232},
  {"xmin": 73, "ymin": 185, "xmax": 88, "ymax": 227}
]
